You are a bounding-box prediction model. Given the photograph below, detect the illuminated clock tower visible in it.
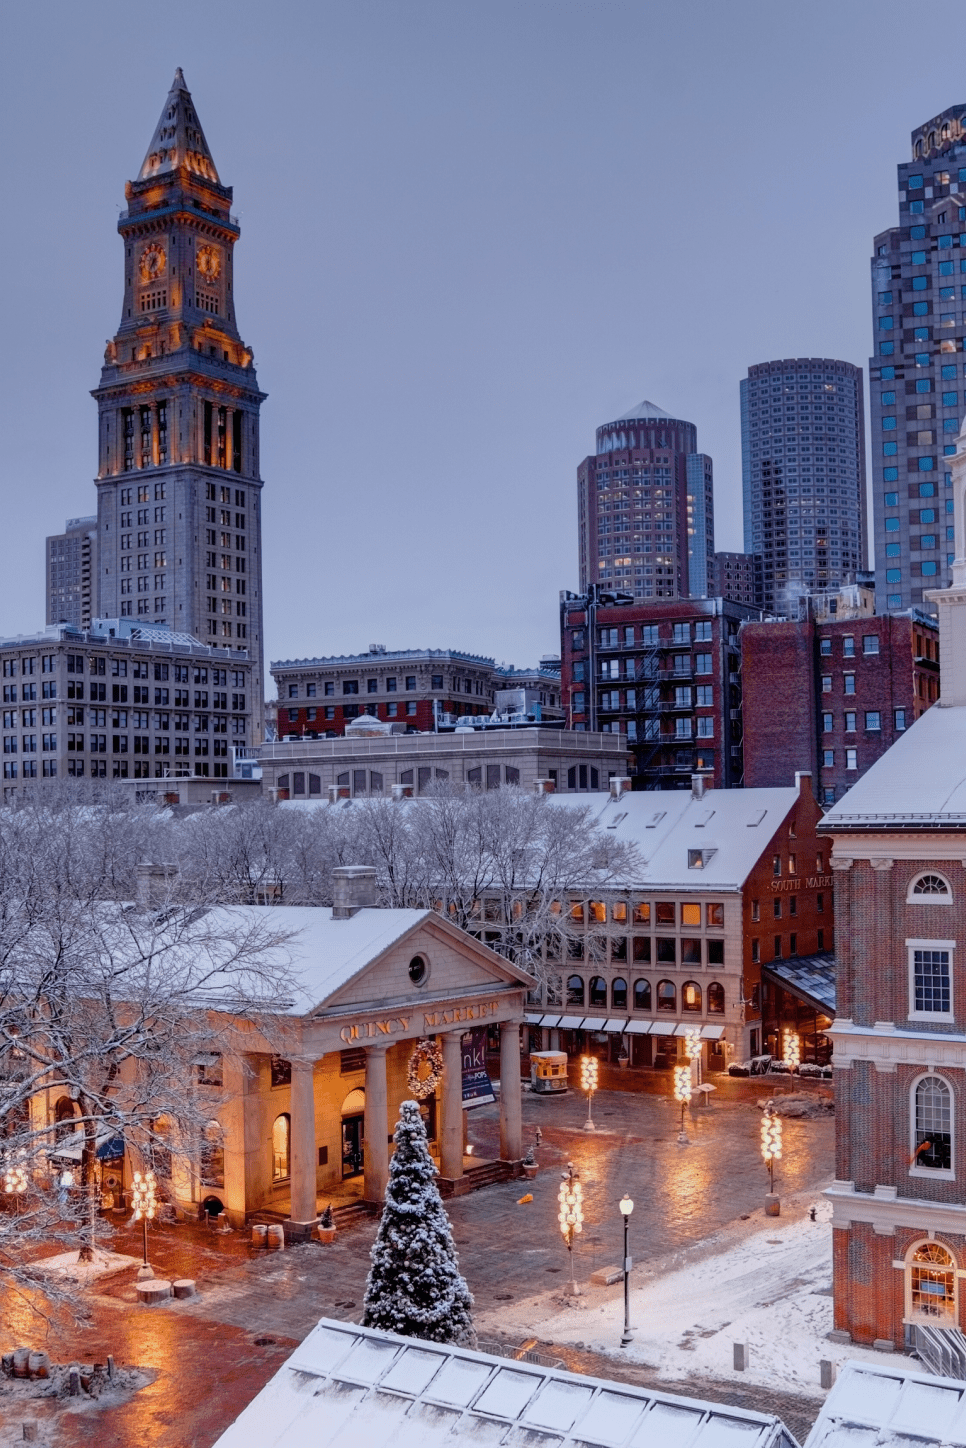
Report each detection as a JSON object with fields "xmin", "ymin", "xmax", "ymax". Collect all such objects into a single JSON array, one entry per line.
[{"xmin": 93, "ymin": 68, "xmax": 266, "ymax": 741}]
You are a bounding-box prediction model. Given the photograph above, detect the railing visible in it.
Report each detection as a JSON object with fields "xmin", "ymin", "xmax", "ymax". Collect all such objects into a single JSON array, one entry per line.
[{"xmin": 914, "ymin": 1323, "xmax": 966, "ymax": 1378}]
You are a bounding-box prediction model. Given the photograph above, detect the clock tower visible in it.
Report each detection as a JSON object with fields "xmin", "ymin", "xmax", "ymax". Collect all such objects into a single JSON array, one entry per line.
[{"xmin": 93, "ymin": 68, "xmax": 266, "ymax": 741}]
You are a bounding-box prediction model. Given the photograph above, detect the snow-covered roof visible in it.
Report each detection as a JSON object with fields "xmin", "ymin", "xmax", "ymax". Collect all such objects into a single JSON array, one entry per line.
[
  {"xmin": 805, "ymin": 1359, "xmax": 966, "ymax": 1446},
  {"xmin": 549, "ymin": 785, "xmax": 801, "ymax": 891},
  {"xmin": 212, "ymin": 1317, "xmax": 799, "ymax": 1447},
  {"xmin": 822, "ymin": 704, "xmax": 966, "ymax": 830}
]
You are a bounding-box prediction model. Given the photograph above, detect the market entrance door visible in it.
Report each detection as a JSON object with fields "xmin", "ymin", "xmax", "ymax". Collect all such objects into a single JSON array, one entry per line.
[{"xmin": 342, "ymin": 1115, "xmax": 364, "ymax": 1179}]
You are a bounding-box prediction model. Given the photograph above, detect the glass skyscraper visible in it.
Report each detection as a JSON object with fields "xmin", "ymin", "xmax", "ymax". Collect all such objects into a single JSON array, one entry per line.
[
  {"xmin": 870, "ymin": 105, "xmax": 966, "ymax": 614},
  {"xmin": 740, "ymin": 359, "xmax": 866, "ymax": 616}
]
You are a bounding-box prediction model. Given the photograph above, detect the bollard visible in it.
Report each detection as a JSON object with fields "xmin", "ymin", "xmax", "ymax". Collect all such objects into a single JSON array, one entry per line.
[
  {"xmin": 820, "ymin": 1359, "xmax": 835, "ymax": 1390},
  {"xmin": 173, "ymin": 1278, "xmax": 196, "ymax": 1299},
  {"xmin": 68, "ymin": 1364, "xmax": 81, "ymax": 1397},
  {"xmin": 22, "ymin": 1423, "xmax": 38, "ymax": 1442},
  {"xmin": 266, "ymin": 1224, "xmax": 285, "ymax": 1250},
  {"xmin": 107, "ymin": 1355, "xmax": 116, "ymax": 1381},
  {"xmin": 12, "ymin": 1348, "xmax": 29, "ymax": 1379},
  {"xmin": 733, "ymin": 1343, "xmax": 748, "ymax": 1371},
  {"xmin": 27, "ymin": 1352, "xmax": 49, "ymax": 1379}
]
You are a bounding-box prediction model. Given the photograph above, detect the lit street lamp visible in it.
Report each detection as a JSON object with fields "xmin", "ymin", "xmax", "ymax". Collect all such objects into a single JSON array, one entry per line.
[
  {"xmin": 3, "ymin": 1155, "xmax": 28, "ymax": 1215},
  {"xmin": 782, "ymin": 1030, "xmax": 800, "ymax": 1072},
  {"xmin": 580, "ymin": 1055, "xmax": 598, "ymax": 1132},
  {"xmin": 619, "ymin": 1194, "xmax": 634, "ymax": 1347},
  {"xmin": 673, "ymin": 1065, "xmax": 692, "ymax": 1144},
  {"xmin": 132, "ymin": 1169, "xmax": 157, "ymax": 1281},
  {"xmin": 557, "ymin": 1162, "xmax": 583, "ymax": 1295},
  {"xmin": 760, "ymin": 1101, "xmax": 782, "ymax": 1209}
]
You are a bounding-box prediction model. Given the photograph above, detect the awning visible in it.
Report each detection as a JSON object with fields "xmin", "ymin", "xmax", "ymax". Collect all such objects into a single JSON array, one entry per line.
[
  {"xmin": 539, "ymin": 1014, "xmax": 562, "ymax": 1027},
  {"xmin": 701, "ymin": 1024, "xmax": 726, "ymax": 1040},
  {"xmin": 674, "ymin": 1022, "xmax": 705, "ymax": 1036},
  {"xmin": 601, "ymin": 1018, "xmax": 630, "ymax": 1033},
  {"xmin": 649, "ymin": 1020, "xmax": 677, "ymax": 1036},
  {"xmin": 556, "ymin": 1015, "xmax": 585, "ymax": 1029},
  {"xmin": 524, "ymin": 1012, "xmax": 544, "ymax": 1025},
  {"xmin": 624, "ymin": 1021, "xmax": 653, "ymax": 1035},
  {"xmin": 50, "ymin": 1128, "xmax": 124, "ymax": 1163}
]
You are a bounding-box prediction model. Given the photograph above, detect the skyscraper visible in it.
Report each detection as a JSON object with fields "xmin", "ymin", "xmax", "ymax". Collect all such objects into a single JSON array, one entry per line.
[
  {"xmin": 577, "ymin": 403, "xmax": 713, "ymax": 601},
  {"xmin": 92, "ymin": 69, "xmax": 266, "ymax": 738},
  {"xmin": 740, "ymin": 359, "xmax": 866, "ymax": 616},
  {"xmin": 46, "ymin": 516, "xmax": 97, "ymax": 628},
  {"xmin": 869, "ymin": 105, "xmax": 966, "ymax": 614}
]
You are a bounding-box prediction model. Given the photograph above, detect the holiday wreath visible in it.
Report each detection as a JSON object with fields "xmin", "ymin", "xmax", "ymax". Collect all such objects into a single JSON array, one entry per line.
[{"xmin": 407, "ymin": 1037, "xmax": 443, "ymax": 1099}]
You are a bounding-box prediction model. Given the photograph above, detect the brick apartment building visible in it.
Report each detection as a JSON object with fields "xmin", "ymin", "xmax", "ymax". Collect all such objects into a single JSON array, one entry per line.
[
  {"xmin": 0, "ymin": 618, "xmax": 252, "ymax": 798},
  {"xmin": 742, "ymin": 602, "xmax": 940, "ymax": 805},
  {"xmin": 560, "ymin": 589, "xmax": 763, "ymax": 790}
]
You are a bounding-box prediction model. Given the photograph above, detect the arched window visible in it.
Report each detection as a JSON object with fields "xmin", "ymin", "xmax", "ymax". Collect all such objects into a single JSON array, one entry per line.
[
  {"xmin": 657, "ymin": 980, "xmax": 676, "ymax": 1012},
  {"xmin": 201, "ymin": 1120, "xmax": 225, "ymax": 1188},
  {"xmin": 682, "ymin": 981, "xmax": 702, "ymax": 1013},
  {"xmin": 612, "ymin": 977, "xmax": 627, "ymax": 1009},
  {"xmin": 928, "ymin": 131, "xmax": 936, "ymax": 150},
  {"xmin": 909, "ymin": 873, "xmax": 952, "ymax": 902},
  {"xmin": 915, "ymin": 139, "xmax": 923, "ymax": 158},
  {"xmin": 566, "ymin": 974, "xmax": 585, "ymax": 1006},
  {"xmin": 913, "ymin": 1074, "xmax": 953, "ymax": 1171},
  {"xmin": 54, "ymin": 1096, "xmax": 76, "ymax": 1142},
  {"xmin": 589, "ymin": 975, "xmax": 607, "ymax": 1008},
  {"xmin": 708, "ymin": 982, "xmax": 725, "ymax": 1014},
  {"xmin": 908, "ymin": 1240, "xmax": 957, "ymax": 1321},
  {"xmin": 272, "ymin": 1113, "xmax": 290, "ymax": 1181},
  {"xmin": 633, "ymin": 978, "xmax": 651, "ymax": 1011},
  {"xmin": 941, "ymin": 123, "xmax": 950, "ymax": 140}
]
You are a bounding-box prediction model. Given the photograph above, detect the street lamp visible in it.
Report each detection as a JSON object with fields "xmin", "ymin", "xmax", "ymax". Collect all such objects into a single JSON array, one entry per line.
[
  {"xmin": 580, "ymin": 1055, "xmax": 598, "ymax": 1132},
  {"xmin": 557, "ymin": 1163, "xmax": 584, "ymax": 1295},
  {"xmin": 619, "ymin": 1194, "xmax": 634, "ymax": 1347},
  {"xmin": 673, "ymin": 1065, "xmax": 692, "ymax": 1144},
  {"xmin": 760, "ymin": 1101, "xmax": 782, "ymax": 1198},
  {"xmin": 131, "ymin": 1169, "xmax": 157, "ymax": 1281},
  {"xmin": 782, "ymin": 1030, "xmax": 800, "ymax": 1072},
  {"xmin": 3, "ymin": 1155, "xmax": 27, "ymax": 1215}
]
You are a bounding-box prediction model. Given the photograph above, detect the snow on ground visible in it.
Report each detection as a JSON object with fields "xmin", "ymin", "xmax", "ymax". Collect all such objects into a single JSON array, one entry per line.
[
  {"xmin": 31, "ymin": 1248, "xmax": 139, "ymax": 1283},
  {"xmin": 476, "ymin": 1195, "xmax": 893, "ymax": 1400}
]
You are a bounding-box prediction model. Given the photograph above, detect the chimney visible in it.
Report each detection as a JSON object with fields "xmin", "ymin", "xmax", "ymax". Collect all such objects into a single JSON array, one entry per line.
[
  {"xmin": 533, "ymin": 778, "xmax": 556, "ymax": 795},
  {"xmin": 391, "ymin": 783, "xmax": 414, "ymax": 800},
  {"xmin": 691, "ymin": 774, "xmax": 708, "ymax": 800},
  {"xmin": 332, "ymin": 866, "xmax": 378, "ymax": 919},
  {"xmin": 327, "ymin": 784, "xmax": 351, "ymax": 804},
  {"xmin": 136, "ymin": 862, "xmax": 179, "ymax": 910},
  {"xmin": 609, "ymin": 776, "xmax": 631, "ymax": 800}
]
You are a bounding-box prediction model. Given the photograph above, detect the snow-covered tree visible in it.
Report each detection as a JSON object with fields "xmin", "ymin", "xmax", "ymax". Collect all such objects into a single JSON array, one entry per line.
[{"xmin": 362, "ymin": 1100, "xmax": 475, "ymax": 1346}]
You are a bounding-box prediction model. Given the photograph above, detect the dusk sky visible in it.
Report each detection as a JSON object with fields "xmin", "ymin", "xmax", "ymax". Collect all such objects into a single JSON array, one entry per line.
[{"xmin": 2, "ymin": 0, "xmax": 966, "ymax": 683}]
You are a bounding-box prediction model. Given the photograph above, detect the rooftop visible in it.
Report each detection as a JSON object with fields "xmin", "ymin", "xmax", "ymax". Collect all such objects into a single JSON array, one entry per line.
[
  {"xmin": 805, "ymin": 1358, "xmax": 966, "ymax": 1447},
  {"xmin": 0, "ymin": 619, "xmax": 247, "ymax": 660},
  {"xmin": 613, "ymin": 400, "xmax": 676, "ymax": 423},
  {"xmin": 822, "ymin": 704, "xmax": 966, "ymax": 830},
  {"xmin": 272, "ymin": 647, "xmax": 497, "ymax": 671},
  {"xmin": 212, "ymin": 1317, "xmax": 798, "ymax": 1448}
]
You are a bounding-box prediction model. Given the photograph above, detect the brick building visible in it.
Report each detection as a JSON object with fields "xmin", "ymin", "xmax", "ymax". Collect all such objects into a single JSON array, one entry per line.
[
  {"xmin": 823, "ymin": 419, "xmax": 966, "ymax": 1351},
  {"xmin": 742, "ymin": 601, "xmax": 940, "ymax": 805},
  {"xmin": 521, "ymin": 772, "xmax": 832, "ymax": 1071},
  {"xmin": 560, "ymin": 589, "xmax": 763, "ymax": 790},
  {"xmin": 0, "ymin": 618, "xmax": 252, "ymax": 798}
]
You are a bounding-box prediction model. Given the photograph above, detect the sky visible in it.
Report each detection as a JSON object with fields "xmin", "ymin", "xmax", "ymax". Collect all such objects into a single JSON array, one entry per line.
[{"xmin": 2, "ymin": 0, "xmax": 966, "ymax": 683}]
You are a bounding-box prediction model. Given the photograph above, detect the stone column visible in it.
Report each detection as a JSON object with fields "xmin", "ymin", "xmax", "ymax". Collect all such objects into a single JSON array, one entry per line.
[
  {"xmin": 440, "ymin": 1032, "xmax": 464, "ymax": 1181},
  {"xmin": 225, "ymin": 408, "xmax": 234, "ymax": 474},
  {"xmin": 288, "ymin": 1059, "xmax": 317, "ymax": 1226},
  {"xmin": 363, "ymin": 1046, "xmax": 389, "ymax": 1204},
  {"xmin": 499, "ymin": 1022, "xmax": 523, "ymax": 1163}
]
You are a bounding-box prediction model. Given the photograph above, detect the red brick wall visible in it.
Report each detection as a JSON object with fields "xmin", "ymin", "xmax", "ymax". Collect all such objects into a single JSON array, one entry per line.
[{"xmin": 741, "ymin": 620, "xmax": 818, "ymax": 788}]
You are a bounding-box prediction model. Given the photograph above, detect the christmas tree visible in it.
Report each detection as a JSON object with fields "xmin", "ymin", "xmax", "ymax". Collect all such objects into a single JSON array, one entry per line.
[{"xmin": 362, "ymin": 1099, "xmax": 476, "ymax": 1346}]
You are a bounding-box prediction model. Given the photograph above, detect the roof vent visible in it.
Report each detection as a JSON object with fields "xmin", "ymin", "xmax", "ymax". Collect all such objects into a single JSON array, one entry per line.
[
  {"xmin": 609, "ymin": 776, "xmax": 631, "ymax": 800},
  {"xmin": 691, "ymin": 774, "xmax": 710, "ymax": 800}
]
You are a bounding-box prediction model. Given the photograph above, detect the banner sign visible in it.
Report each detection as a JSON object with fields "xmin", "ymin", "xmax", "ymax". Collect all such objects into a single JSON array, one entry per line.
[{"xmin": 461, "ymin": 1028, "xmax": 495, "ymax": 1109}]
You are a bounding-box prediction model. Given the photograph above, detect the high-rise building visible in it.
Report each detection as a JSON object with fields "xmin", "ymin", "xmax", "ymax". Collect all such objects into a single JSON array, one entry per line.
[
  {"xmin": 712, "ymin": 551, "xmax": 761, "ymax": 608},
  {"xmin": 577, "ymin": 403, "xmax": 713, "ymax": 601},
  {"xmin": 46, "ymin": 517, "xmax": 97, "ymax": 628},
  {"xmin": 91, "ymin": 69, "xmax": 266, "ymax": 739},
  {"xmin": 740, "ymin": 359, "xmax": 866, "ymax": 616},
  {"xmin": 869, "ymin": 105, "xmax": 966, "ymax": 615}
]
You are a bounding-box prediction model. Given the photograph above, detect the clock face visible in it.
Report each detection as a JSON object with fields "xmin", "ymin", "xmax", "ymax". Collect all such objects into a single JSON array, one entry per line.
[
  {"xmin": 139, "ymin": 243, "xmax": 166, "ymax": 283},
  {"xmin": 197, "ymin": 244, "xmax": 221, "ymax": 282}
]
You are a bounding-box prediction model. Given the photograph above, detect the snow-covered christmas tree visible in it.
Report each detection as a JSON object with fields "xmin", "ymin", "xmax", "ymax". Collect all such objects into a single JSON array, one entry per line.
[{"xmin": 362, "ymin": 1099, "xmax": 476, "ymax": 1346}]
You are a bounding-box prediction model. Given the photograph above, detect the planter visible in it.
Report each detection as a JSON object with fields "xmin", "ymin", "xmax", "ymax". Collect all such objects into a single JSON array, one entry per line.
[
  {"xmin": 318, "ymin": 1225, "xmax": 336, "ymax": 1244},
  {"xmin": 617, "ymin": 1057, "xmax": 629, "ymax": 1071},
  {"xmin": 522, "ymin": 1164, "xmax": 538, "ymax": 1181}
]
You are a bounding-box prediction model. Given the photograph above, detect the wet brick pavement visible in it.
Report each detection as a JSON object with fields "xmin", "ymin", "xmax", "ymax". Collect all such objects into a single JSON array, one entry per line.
[{"xmin": 0, "ymin": 1079, "xmax": 834, "ymax": 1446}]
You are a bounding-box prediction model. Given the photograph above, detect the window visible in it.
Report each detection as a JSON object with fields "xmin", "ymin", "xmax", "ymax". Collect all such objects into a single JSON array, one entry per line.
[
  {"xmin": 633, "ymin": 979, "xmax": 651, "ymax": 1011},
  {"xmin": 909, "ymin": 943, "xmax": 953, "ymax": 1018},
  {"xmin": 272, "ymin": 1114, "xmax": 291, "ymax": 1181},
  {"xmin": 656, "ymin": 902, "xmax": 675, "ymax": 924},
  {"xmin": 844, "ymin": 712, "xmax": 856, "ymax": 732},
  {"xmin": 909, "ymin": 873, "xmax": 952, "ymax": 901},
  {"xmin": 865, "ymin": 711, "xmax": 881, "ymax": 731},
  {"xmin": 706, "ymin": 902, "xmax": 723, "ymax": 926},
  {"xmin": 611, "ymin": 977, "xmax": 627, "ymax": 1009},
  {"xmin": 406, "ymin": 676, "xmax": 416, "ymax": 690},
  {"xmin": 566, "ymin": 974, "xmax": 584, "ymax": 1006},
  {"xmin": 822, "ymin": 712, "xmax": 833, "ymax": 733},
  {"xmin": 656, "ymin": 980, "xmax": 676, "ymax": 1011},
  {"xmin": 862, "ymin": 635, "xmax": 879, "ymax": 655},
  {"xmin": 820, "ymin": 638, "xmax": 832, "ymax": 656},
  {"xmin": 682, "ymin": 981, "xmax": 701, "ymax": 1012},
  {"xmin": 695, "ymin": 653, "xmax": 712, "ymax": 674},
  {"xmin": 822, "ymin": 676, "xmax": 832, "ymax": 693},
  {"xmin": 845, "ymin": 748, "xmax": 857, "ymax": 771},
  {"xmin": 908, "ymin": 1241, "xmax": 957, "ymax": 1322},
  {"xmin": 707, "ymin": 982, "xmax": 725, "ymax": 1014},
  {"xmin": 843, "ymin": 636, "xmax": 855, "ymax": 658},
  {"xmin": 913, "ymin": 1076, "xmax": 953, "ymax": 1173}
]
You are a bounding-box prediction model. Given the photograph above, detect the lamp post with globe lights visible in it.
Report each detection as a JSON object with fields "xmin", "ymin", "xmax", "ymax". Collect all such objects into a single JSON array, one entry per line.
[
  {"xmin": 782, "ymin": 1030, "xmax": 800, "ymax": 1072},
  {"xmin": 557, "ymin": 1163, "xmax": 583, "ymax": 1295},
  {"xmin": 131, "ymin": 1169, "xmax": 157, "ymax": 1280},
  {"xmin": 760, "ymin": 1100, "xmax": 782, "ymax": 1215},
  {"xmin": 580, "ymin": 1055, "xmax": 598, "ymax": 1132},
  {"xmin": 619, "ymin": 1194, "xmax": 634, "ymax": 1347},
  {"xmin": 3, "ymin": 1156, "xmax": 28, "ymax": 1216},
  {"xmin": 673, "ymin": 1065, "xmax": 692, "ymax": 1144}
]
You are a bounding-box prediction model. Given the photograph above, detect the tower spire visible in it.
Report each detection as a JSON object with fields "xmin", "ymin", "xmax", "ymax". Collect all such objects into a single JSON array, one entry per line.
[{"xmin": 137, "ymin": 68, "xmax": 220, "ymax": 185}]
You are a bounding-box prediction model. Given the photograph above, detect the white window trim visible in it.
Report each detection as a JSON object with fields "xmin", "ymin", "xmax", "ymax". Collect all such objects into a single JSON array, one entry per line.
[
  {"xmin": 909, "ymin": 1070, "xmax": 956, "ymax": 1181},
  {"xmin": 904, "ymin": 1236, "xmax": 959, "ymax": 1323},
  {"xmin": 907, "ymin": 938, "xmax": 955, "ymax": 1022},
  {"xmin": 907, "ymin": 872, "xmax": 953, "ymax": 904}
]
